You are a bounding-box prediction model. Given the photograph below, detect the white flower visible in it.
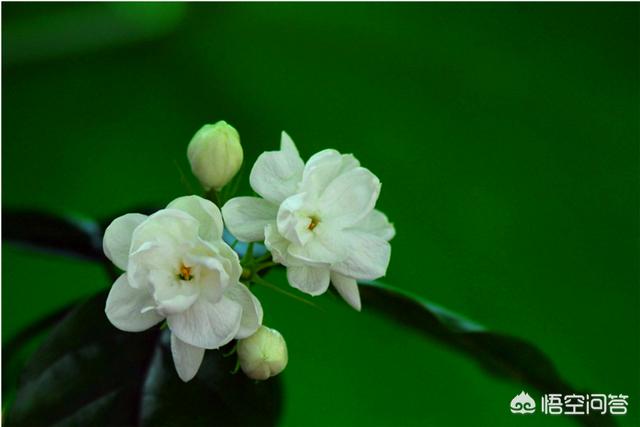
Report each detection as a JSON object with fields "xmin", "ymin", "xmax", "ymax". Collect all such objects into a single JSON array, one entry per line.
[
  {"xmin": 103, "ymin": 195, "xmax": 263, "ymax": 382},
  {"xmin": 187, "ymin": 121, "xmax": 243, "ymax": 191},
  {"xmin": 237, "ymin": 326, "xmax": 288, "ymax": 380},
  {"xmin": 222, "ymin": 132, "xmax": 394, "ymax": 311}
]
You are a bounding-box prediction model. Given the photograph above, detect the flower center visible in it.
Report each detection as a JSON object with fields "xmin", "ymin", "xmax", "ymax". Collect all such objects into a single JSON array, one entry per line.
[
  {"xmin": 307, "ymin": 215, "xmax": 320, "ymax": 231},
  {"xmin": 178, "ymin": 264, "xmax": 193, "ymax": 281}
]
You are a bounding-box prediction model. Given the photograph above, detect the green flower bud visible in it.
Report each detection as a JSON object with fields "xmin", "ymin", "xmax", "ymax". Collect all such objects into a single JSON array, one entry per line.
[
  {"xmin": 187, "ymin": 121, "xmax": 243, "ymax": 191},
  {"xmin": 237, "ymin": 326, "xmax": 288, "ymax": 380}
]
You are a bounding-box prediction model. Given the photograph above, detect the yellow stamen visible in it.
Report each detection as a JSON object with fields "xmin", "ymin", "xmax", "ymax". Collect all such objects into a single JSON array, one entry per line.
[
  {"xmin": 179, "ymin": 264, "xmax": 193, "ymax": 281},
  {"xmin": 307, "ymin": 216, "xmax": 320, "ymax": 231}
]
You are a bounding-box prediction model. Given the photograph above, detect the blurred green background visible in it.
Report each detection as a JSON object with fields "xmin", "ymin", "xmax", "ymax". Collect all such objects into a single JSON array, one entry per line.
[{"xmin": 2, "ymin": 3, "xmax": 638, "ymax": 426}]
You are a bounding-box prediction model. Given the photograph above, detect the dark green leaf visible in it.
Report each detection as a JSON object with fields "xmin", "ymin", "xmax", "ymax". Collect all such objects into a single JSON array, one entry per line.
[
  {"xmin": 2, "ymin": 304, "xmax": 74, "ymax": 396},
  {"xmin": 2, "ymin": 210, "xmax": 103, "ymax": 261},
  {"xmin": 359, "ymin": 281, "xmax": 615, "ymax": 427},
  {"xmin": 2, "ymin": 209, "xmax": 268, "ymax": 263},
  {"xmin": 6, "ymin": 291, "xmax": 282, "ymax": 427},
  {"xmin": 140, "ymin": 336, "xmax": 281, "ymax": 427},
  {"xmin": 5, "ymin": 209, "xmax": 610, "ymax": 426}
]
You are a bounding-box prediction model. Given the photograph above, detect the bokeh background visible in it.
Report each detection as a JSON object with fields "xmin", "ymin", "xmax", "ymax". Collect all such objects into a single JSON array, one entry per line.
[{"xmin": 3, "ymin": 3, "xmax": 639, "ymax": 426}]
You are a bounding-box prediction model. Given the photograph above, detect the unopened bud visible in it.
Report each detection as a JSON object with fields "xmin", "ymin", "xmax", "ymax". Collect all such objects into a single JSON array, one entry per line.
[
  {"xmin": 237, "ymin": 326, "xmax": 288, "ymax": 380},
  {"xmin": 187, "ymin": 121, "xmax": 243, "ymax": 191}
]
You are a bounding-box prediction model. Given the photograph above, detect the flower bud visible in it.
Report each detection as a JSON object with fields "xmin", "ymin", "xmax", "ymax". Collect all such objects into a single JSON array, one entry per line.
[
  {"xmin": 187, "ymin": 121, "xmax": 243, "ymax": 191},
  {"xmin": 237, "ymin": 326, "xmax": 288, "ymax": 380}
]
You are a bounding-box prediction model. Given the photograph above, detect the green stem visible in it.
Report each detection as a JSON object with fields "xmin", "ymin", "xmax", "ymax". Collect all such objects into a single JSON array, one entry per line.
[
  {"xmin": 255, "ymin": 261, "xmax": 278, "ymax": 273},
  {"xmin": 254, "ymin": 252, "xmax": 272, "ymax": 263},
  {"xmin": 230, "ymin": 358, "xmax": 241, "ymax": 375},
  {"xmin": 252, "ymin": 275, "xmax": 320, "ymax": 310},
  {"xmin": 205, "ymin": 189, "xmax": 220, "ymax": 207},
  {"xmin": 241, "ymin": 242, "xmax": 255, "ymax": 264},
  {"xmin": 222, "ymin": 343, "xmax": 237, "ymax": 357}
]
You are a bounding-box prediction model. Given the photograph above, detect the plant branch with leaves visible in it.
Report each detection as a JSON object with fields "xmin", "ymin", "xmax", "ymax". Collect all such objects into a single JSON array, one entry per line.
[{"xmin": 2, "ymin": 121, "xmax": 615, "ymax": 427}]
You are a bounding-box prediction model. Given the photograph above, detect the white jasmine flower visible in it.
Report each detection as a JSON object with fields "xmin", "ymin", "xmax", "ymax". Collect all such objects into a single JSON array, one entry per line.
[
  {"xmin": 187, "ymin": 121, "xmax": 243, "ymax": 191},
  {"xmin": 222, "ymin": 133, "xmax": 394, "ymax": 311},
  {"xmin": 237, "ymin": 326, "xmax": 288, "ymax": 380},
  {"xmin": 103, "ymin": 195, "xmax": 262, "ymax": 381}
]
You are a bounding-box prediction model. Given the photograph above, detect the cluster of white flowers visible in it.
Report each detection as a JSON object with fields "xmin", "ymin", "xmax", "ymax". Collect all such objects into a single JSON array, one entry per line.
[
  {"xmin": 103, "ymin": 121, "xmax": 394, "ymax": 382},
  {"xmin": 222, "ymin": 132, "xmax": 395, "ymax": 311}
]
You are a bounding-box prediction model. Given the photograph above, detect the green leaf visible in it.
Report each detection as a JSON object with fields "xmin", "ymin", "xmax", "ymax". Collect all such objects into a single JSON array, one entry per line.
[
  {"xmin": 2, "ymin": 304, "xmax": 74, "ymax": 397},
  {"xmin": 5, "ymin": 209, "xmax": 613, "ymax": 426},
  {"xmin": 3, "ymin": 209, "xmax": 270, "ymax": 261},
  {"xmin": 2, "ymin": 210, "xmax": 103, "ymax": 261},
  {"xmin": 359, "ymin": 281, "xmax": 616, "ymax": 427},
  {"xmin": 5, "ymin": 291, "xmax": 282, "ymax": 427}
]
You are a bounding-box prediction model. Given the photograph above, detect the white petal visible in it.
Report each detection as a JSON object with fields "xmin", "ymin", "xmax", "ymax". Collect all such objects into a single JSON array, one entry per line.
[
  {"xmin": 276, "ymin": 193, "xmax": 314, "ymax": 246},
  {"xmin": 130, "ymin": 209, "xmax": 200, "ymax": 253},
  {"xmin": 287, "ymin": 265, "xmax": 330, "ymax": 296},
  {"xmin": 167, "ymin": 297, "xmax": 242, "ymax": 349},
  {"xmin": 156, "ymin": 292, "xmax": 200, "ymax": 316},
  {"xmin": 286, "ymin": 222, "xmax": 346, "ymax": 266},
  {"xmin": 103, "ymin": 213, "xmax": 147, "ymax": 270},
  {"xmin": 287, "ymin": 241, "xmax": 337, "ymax": 266},
  {"xmin": 352, "ymin": 209, "xmax": 395, "ymax": 241},
  {"xmin": 127, "ymin": 241, "xmax": 172, "ymax": 290},
  {"xmin": 171, "ymin": 333, "xmax": 205, "ymax": 382},
  {"xmin": 224, "ymin": 282, "xmax": 263, "ymax": 339},
  {"xmin": 210, "ymin": 241, "xmax": 243, "ymax": 284},
  {"xmin": 167, "ymin": 195, "xmax": 224, "ymax": 241},
  {"xmin": 249, "ymin": 132, "xmax": 304, "ymax": 204},
  {"xmin": 105, "ymin": 274, "xmax": 163, "ymax": 332},
  {"xmin": 331, "ymin": 272, "xmax": 361, "ymax": 311},
  {"xmin": 264, "ymin": 223, "xmax": 299, "ymax": 266},
  {"xmin": 144, "ymin": 264, "xmax": 201, "ymax": 316},
  {"xmin": 222, "ymin": 197, "xmax": 278, "ymax": 242},
  {"xmin": 187, "ymin": 253, "xmax": 230, "ymax": 303},
  {"xmin": 319, "ymin": 167, "xmax": 380, "ymax": 229},
  {"xmin": 331, "ymin": 231, "xmax": 391, "ymax": 280},
  {"xmin": 300, "ymin": 149, "xmax": 359, "ymax": 196},
  {"xmin": 280, "ymin": 130, "xmax": 299, "ymax": 154}
]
